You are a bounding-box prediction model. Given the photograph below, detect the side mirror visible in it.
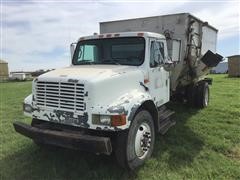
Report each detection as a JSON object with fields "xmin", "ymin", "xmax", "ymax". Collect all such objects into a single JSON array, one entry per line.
[
  {"xmin": 166, "ymin": 39, "xmax": 181, "ymax": 63},
  {"xmin": 70, "ymin": 43, "xmax": 77, "ymax": 60}
]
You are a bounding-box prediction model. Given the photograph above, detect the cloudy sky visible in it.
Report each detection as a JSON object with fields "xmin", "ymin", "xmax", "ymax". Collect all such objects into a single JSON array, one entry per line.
[{"xmin": 1, "ymin": 0, "xmax": 239, "ymax": 71}]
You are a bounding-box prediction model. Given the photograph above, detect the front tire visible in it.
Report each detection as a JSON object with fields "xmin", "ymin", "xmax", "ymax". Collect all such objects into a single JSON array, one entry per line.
[{"xmin": 115, "ymin": 110, "xmax": 155, "ymax": 170}]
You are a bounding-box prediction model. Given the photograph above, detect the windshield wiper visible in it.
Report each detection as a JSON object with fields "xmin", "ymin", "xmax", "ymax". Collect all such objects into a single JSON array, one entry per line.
[{"xmin": 102, "ymin": 59, "xmax": 121, "ymax": 65}]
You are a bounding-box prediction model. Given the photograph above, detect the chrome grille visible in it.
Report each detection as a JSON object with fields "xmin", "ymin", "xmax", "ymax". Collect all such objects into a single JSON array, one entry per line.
[{"xmin": 35, "ymin": 81, "xmax": 85, "ymax": 112}]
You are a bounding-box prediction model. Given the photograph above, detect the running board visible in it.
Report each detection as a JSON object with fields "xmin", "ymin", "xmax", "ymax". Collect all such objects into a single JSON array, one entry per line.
[{"xmin": 157, "ymin": 106, "xmax": 176, "ymax": 135}]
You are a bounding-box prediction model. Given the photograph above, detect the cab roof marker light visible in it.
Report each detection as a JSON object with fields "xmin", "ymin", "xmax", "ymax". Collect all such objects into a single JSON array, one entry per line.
[
  {"xmin": 99, "ymin": 35, "xmax": 104, "ymax": 38},
  {"xmin": 114, "ymin": 34, "xmax": 120, "ymax": 37},
  {"xmin": 106, "ymin": 34, "xmax": 112, "ymax": 38},
  {"xmin": 80, "ymin": 37, "xmax": 85, "ymax": 41}
]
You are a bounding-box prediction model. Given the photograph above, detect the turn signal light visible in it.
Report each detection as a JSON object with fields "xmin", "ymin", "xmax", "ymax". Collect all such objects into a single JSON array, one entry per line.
[{"xmin": 111, "ymin": 115, "xmax": 126, "ymax": 127}]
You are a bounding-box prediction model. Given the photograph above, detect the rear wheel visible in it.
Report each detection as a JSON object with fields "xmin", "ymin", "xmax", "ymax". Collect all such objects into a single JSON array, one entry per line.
[
  {"xmin": 186, "ymin": 81, "xmax": 209, "ymax": 108},
  {"xmin": 115, "ymin": 110, "xmax": 155, "ymax": 170},
  {"xmin": 186, "ymin": 84, "xmax": 197, "ymax": 106},
  {"xmin": 196, "ymin": 81, "xmax": 209, "ymax": 108}
]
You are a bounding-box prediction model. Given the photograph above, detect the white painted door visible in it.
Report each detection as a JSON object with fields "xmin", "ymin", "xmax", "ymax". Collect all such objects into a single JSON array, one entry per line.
[{"xmin": 148, "ymin": 38, "xmax": 170, "ymax": 107}]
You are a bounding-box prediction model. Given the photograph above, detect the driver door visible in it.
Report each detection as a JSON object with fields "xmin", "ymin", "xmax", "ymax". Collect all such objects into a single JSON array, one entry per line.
[{"xmin": 148, "ymin": 38, "xmax": 170, "ymax": 107}]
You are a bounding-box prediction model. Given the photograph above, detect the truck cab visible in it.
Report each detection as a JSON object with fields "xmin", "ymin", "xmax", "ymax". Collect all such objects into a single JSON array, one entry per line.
[{"xmin": 23, "ymin": 32, "xmax": 172, "ymax": 131}]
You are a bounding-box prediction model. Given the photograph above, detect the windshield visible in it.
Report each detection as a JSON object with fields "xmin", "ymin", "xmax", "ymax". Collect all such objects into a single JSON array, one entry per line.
[{"xmin": 72, "ymin": 37, "xmax": 145, "ymax": 66}]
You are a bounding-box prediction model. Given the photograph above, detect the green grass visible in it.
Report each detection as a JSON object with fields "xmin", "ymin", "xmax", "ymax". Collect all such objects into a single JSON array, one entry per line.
[{"xmin": 0, "ymin": 75, "xmax": 240, "ymax": 179}]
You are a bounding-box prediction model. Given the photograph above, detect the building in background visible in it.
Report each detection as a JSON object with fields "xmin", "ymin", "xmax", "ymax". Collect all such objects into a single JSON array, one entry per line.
[
  {"xmin": 0, "ymin": 59, "xmax": 9, "ymax": 80},
  {"xmin": 211, "ymin": 61, "xmax": 228, "ymax": 74},
  {"xmin": 228, "ymin": 55, "xmax": 240, "ymax": 77},
  {"xmin": 10, "ymin": 71, "xmax": 32, "ymax": 81},
  {"xmin": 9, "ymin": 69, "xmax": 54, "ymax": 81}
]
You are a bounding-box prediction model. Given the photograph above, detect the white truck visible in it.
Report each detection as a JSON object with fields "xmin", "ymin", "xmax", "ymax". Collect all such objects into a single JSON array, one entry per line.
[{"xmin": 13, "ymin": 13, "xmax": 222, "ymax": 169}]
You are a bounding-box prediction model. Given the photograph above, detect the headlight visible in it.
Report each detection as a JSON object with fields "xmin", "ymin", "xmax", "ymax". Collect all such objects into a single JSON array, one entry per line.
[
  {"xmin": 23, "ymin": 103, "xmax": 32, "ymax": 113},
  {"xmin": 92, "ymin": 115, "xmax": 111, "ymax": 125},
  {"xmin": 92, "ymin": 114, "xmax": 126, "ymax": 126},
  {"xmin": 100, "ymin": 115, "xmax": 111, "ymax": 125}
]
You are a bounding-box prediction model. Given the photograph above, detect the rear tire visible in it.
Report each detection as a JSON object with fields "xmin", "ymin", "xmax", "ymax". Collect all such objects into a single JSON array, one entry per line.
[
  {"xmin": 186, "ymin": 84, "xmax": 198, "ymax": 107},
  {"xmin": 196, "ymin": 81, "xmax": 209, "ymax": 108},
  {"xmin": 186, "ymin": 81, "xmax": 209, "ymax": 108},
  {"xmin": 115, "ymin": 110, "xmax": 155, "ymax": 170}
]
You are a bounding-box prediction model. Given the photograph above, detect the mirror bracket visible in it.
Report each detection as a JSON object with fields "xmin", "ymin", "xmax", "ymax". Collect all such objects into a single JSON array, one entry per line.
[{"xmin": 70, "ymin": 42, "xmax": 77, "ymax": 61}]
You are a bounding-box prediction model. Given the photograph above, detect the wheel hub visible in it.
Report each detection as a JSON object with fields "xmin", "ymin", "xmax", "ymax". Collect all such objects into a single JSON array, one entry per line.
[{"xmin": 135, "ymin": 123, "xmax": 152, "ymax": 159}]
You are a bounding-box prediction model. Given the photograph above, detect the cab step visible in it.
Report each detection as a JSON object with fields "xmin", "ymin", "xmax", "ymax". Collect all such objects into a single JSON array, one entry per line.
[{"xmin": 157, "ymin": 106, "xmax": 176, "ymax": 134}]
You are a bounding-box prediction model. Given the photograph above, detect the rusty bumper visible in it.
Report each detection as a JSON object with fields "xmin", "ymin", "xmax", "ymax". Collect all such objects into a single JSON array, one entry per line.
[{"xmin": 13, "ymin": 121, "xmax": 112, "ymax": 155}]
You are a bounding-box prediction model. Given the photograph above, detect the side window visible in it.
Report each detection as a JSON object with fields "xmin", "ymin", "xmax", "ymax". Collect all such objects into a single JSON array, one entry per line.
[
  {"xmin": 150, "ymin": 41, "xmax": 165, "ymax": 67},
  {"xmin": 77, "ymin": 45, "xmax": 97, "ymax": 62},
  {"xmin": 158, "ymin": 42, "xmax": 165, "ymax": 61}
]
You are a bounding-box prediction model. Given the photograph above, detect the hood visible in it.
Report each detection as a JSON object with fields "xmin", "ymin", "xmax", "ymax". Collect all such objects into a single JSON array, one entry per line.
[
  {"xmin": 38, "ymin": 65, "xmax": 141, "ymax": 82},
  {"xmin": 37, "ymin": 65, "xmax": 145, "ymax": 106}
]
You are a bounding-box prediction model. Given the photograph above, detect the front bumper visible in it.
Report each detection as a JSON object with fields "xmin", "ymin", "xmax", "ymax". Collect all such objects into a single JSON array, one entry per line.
[{"xmin": 13, "ymin": 121, "xmax": 112, "ymax": 155}]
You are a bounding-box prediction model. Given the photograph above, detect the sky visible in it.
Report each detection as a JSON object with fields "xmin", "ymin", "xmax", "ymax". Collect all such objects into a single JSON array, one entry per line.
[{"xmin": 1, "ymin": 0, "xmax": 239, "ymax": 71}]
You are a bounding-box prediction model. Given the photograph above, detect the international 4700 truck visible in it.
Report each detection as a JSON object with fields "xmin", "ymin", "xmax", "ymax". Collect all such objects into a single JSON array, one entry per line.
[{"xmin": 14, "ymin": 13, "xmax": 222, "ymax": 169}]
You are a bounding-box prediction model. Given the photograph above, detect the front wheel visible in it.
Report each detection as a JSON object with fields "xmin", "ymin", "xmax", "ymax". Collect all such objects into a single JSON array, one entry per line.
[{"xmin": 115, "ymin": 110, "xmax": 155, "ymax": 170}]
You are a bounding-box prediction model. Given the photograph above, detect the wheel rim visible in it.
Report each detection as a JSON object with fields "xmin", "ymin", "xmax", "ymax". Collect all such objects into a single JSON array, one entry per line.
[
  {"xmin": 134, "ymin": 122, "xmax": 152, "ymax": 159},
  {"xmin": 204, "ymin": 88, "xmax": 209, "ymax": 106}
]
